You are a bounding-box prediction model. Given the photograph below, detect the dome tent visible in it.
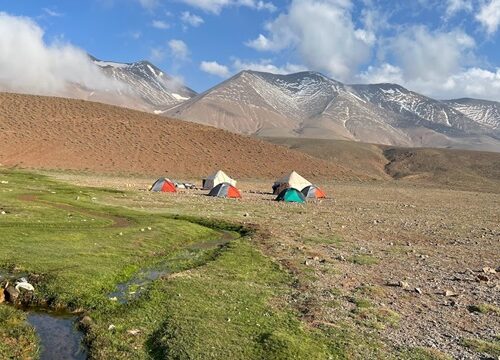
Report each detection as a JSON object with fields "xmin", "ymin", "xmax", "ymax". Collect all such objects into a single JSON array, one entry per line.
[
  {"xmin": 272, "ymin": 171, "xmax": 312, "ymax": 195},
  {"xmin": 275, "ymin": 188, "xmax": 306, "ymax": 203},
  {"xmin": 150, "ymin": 177, "xmax": 176, "ymax": 193},
  {"xmin": 202, "ymin": 170, "xmax": 236, "ymax": 190},
  {"xmin": 208, "ymin": 182, "xmax": 242, "ymax": 198},
  {"xmin": 302, "ymin": 185, "xmax": 326, "ymax": 200}
]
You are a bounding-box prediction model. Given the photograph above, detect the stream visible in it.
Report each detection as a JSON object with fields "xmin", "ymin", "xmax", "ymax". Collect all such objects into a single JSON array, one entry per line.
[
  {"xmin": 1, "ymin": 230, "xmax": 239, "ymax": 359},
  {"xmin": 27, "ymin": 310, "xmax": 87, "ymax": 360},
  {"xmin": 109, "ymin": 230, "xmax": 239, "ymax": 304}
]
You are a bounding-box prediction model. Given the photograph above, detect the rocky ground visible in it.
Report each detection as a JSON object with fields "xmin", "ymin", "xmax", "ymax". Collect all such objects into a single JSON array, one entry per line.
[{"xmin": 44, "ymin": 172, "xmax": 500, "ymax": 359}]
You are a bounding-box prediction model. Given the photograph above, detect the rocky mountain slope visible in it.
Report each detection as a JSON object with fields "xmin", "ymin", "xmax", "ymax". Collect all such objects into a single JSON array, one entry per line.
[
  {"xmin": 443, "ymin": 98, "xmax": 500, "ymax": 130},
  {"xmin": 93, "ymin": 57, "xmax": 196, "ymax": 109},
  {"xmin": 166, "ymin": 70, "xmax": 500, "ymax": 152}
]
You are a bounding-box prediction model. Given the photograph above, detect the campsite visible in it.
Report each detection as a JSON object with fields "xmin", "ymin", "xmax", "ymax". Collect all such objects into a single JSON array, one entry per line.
[
  {"xmin": 1, "ymin": 165, "xmax": 498, "ymax": 359},
  {"xmin": 1, "ymin": 3, "xmax": 500, "ymax": 358}
]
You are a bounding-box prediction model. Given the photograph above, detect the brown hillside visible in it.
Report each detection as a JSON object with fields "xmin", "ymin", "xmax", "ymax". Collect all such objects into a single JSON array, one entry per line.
[
  {"xmin": 383, "ymin": 147, "xmax": 500, "ymax": 193},
  {"xmin": 264, "ymin": 137, "xmax": 390, "ymax": 180},
  {"xmin": 264, "ymin": 137, "xmax": 500, "ymax": 193},
  {"xmin": 0, "ymin": 92, "xmax": 357, "ymax": 180}
]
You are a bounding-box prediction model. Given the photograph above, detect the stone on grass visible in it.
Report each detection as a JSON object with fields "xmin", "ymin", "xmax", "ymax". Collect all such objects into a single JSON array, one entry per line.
[
  {"xmin": 79, "ymin": 316, "xmax": 93, "ymax": 328},
  {"xmin": 5, "ymin": 285, "xmax": 19, "ymax": 303},
  {"xmin": 127, "ymin": 329, "xmax": 140, "ymax": 336}
]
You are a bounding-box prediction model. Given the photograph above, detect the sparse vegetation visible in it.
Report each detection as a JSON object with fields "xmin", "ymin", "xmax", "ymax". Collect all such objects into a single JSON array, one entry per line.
[
  {"xmin": 468, "ymin": 303, "xmax": 500, "ymax": 315},
  {"xmin": 348, "ymin": 254, "xmax": 379, "ymax": 265},
  {"xmin": 398, "ymin": 347, "xmax": 453, "ymax": 360},
  {"xmin": 461, "ymin": 338, "xmax": 500, "ymax": 357}
]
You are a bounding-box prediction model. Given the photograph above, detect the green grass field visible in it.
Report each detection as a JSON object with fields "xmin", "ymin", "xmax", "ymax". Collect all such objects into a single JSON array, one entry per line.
[
  {"xmin": 0, "ymin": 169, "xmax": 450, "ymax": 359},
  {"xmin": 0, "ymin": 170, "xmax": 335, "ymax": 359}
]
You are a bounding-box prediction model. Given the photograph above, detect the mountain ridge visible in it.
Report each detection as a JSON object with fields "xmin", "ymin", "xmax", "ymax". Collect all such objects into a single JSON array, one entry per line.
[{"xmin": 165, "ymin": 70, "xmax": 500, "ymax": 152}]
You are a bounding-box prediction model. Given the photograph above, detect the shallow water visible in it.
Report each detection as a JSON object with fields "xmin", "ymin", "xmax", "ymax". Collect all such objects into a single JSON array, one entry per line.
[
  {"xmin": 27, "ymin": 311, "xmax": 87, "ymax": 360},
  {"xmin": 109, "ymin": 230, "xmax": 239, "ymax": 303}
]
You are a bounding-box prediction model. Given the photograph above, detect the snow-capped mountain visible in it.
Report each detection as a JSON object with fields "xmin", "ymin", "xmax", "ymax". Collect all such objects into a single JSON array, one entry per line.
[
  {"xmin": 166, "ymin": 70, "xmax": 500, "ymax": 152},
  {"xmin": 443, "ymin": 98, "xmax": 500, "ymax": 130},
  {"xmin": 93, "ymin": 58, "xmax": 196, "ymax": 109},
  {"xmin": 351, "ymin": 84, "xmax": 486, "ymax": 134}
]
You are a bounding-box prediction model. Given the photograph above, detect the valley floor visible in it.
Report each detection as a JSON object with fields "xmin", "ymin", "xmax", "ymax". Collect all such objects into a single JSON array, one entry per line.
[
  {"xmin": 0, "ymin": 168, "xmax": 498, "ymax": 359},
  {"xmin": 45, "ymin": 170, "xmax": 500, "ymax": 359}
]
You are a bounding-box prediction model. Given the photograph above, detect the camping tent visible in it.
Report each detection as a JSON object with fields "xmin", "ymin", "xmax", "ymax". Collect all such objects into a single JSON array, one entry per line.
[
  {"xmin": 272, "ymin": 171, "xmax": 312, "ymax": 194},
  {"xmin": 208, "ymin": 182, "xmax": 242, "ymax": 199},
  {"xmin": 202, "ymin": 170, "xmax": 236, "ymax": 190},
  {"xmin": 275, "ymin": 188, "xmax": 306, "ymax": 203},
  {"xmin": 150, "ymin": 178, "xmax": 177, "ymax": 193},
  {"xmin": 302, "ymin": 185, "xmax": 326, "ymax": 200}
]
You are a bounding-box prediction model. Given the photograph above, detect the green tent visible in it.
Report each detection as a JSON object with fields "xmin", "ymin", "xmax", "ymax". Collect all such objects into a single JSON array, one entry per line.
[{"xmin": 275, "ymin": 188, "xmax": 306, "ymax": 203}]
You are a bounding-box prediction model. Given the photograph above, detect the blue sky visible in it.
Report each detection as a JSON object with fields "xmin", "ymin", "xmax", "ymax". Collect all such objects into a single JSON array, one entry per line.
[{"xmin": 1, "ymin": 0, "xmax": 500, "ymax": 100}]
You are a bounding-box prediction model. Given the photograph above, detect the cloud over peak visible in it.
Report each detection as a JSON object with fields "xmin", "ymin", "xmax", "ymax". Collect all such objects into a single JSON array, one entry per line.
[{"xmin": 0, "ymin": 12, "xmax": 123, "ymax": 96}]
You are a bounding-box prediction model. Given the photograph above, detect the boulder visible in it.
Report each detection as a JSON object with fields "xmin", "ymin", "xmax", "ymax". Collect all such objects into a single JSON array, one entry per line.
[{"xmin": 5, "ymin": 285, "xmax": 19, "ymax": 304}]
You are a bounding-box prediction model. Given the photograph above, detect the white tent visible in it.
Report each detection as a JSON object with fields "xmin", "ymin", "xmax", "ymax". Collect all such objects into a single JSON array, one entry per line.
[
  {"xmin": 272, "ymin": 171, "xmax": 311, "ymax": 194},
  {"xmin": 202, "ymin": 170, "xmax": 236, "ymax": 190}
]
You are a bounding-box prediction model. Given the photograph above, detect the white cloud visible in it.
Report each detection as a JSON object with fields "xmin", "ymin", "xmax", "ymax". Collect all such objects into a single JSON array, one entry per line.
[
  {"xmin": 137, "ymin": 0, "xmax": 159, "ymax": 10},
  {"xmin": 476, "ymin": 0, "xmax": 500, "ymax": 34},
  {"xmin": 179, "ymin": 0, "xmax": 275, "ymax": 14},
  {"xmin": 168, "ymin": 39, "xmax": 189, "ymax": 60},
  {"xmin": 357, "ymin": 63, "xmax": 403, "ymax": 84},
  {"xmin": 181, "ymin": 11, "xmax": 204, "ymax": 27},
  {"xmin": 0, "ymin": 12, "xmax": 124, "ymax": 96},
  {"xmin": 149, "ymin": 47, "xmax": 166, "ymax": 62},
  {"xmin": 387, "ymin": 27, "xmax": 475, "ymax": 83},
  {"xmin": 355, "ymin": 26, "xmax": 500, "ymax": 101},
  {"xmin": 43, "ymin": 8, "xmax": 63, "ymax": 17},
  {"xmin": 152, "ymin": 20, "xmax": 170, "ymax": 29},
  {"xmin": 245, "ymin": 0, "xmax": 374, "ymax": 81},
  {"xmin": 361, "ymin": 64, "xmax": 500, "ymax": 101},
  {"xmin": 445, "ymin": 0, "xmax": 473, "ymax": 17},
  {"xmin": 232, "ymin": 58, "xmax": 307, "ymax": 74},
  {"xmin": 200, "ymin": 61, "xmax": 230, "ymax": 77}
]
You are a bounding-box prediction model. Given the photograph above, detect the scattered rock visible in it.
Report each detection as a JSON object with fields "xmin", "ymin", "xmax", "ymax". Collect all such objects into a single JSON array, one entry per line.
[
  {"xmin": 127, "ymin": 329, "xmax": 140, "ymax": 336},
  {"xmin": 337, "ymin": 255, "xmax": 346, "ymax": 262},
  {"xmin": 4, "ymin": 285, "xmax": 19, "ymax": 303},
  {"xmin": 147, "ymin": 227, "xmax": 152, "ymax": 230},
  {"xmin": 482, "ymin": 267, "xmax": 496, "ymax": 274},
  {"xmin": 108, "ymin": 324, "xmax": 116, "ymax": 331},
  {"xmin": 398, "ymin": 281, "xmax": 410, "ymax": 289},
  {"xmin": 109, "ymin": 297, "xmax": 118, "ymax": 301},
  {"xmin": 243, "ymin": 212, "xmax": 249, "ymax": 217},
  {"xmin": 140, "ymin": 228, "xmax": 145, "ymax": 232},
  {"xmin": 415, "ymin": 288, "xmax": 423, "ymax": 294},
  {"xmin": 444, "ymin": 290, "xmax": 457, "ymax": 297},
  {"xmin": 79, "ymin": 316, "xmax": 93, "ymax": 328},
  {"xmin": 477, "ymin": 274, "xmax": 490, "ymax": 282},
  {"xmin": 0, "ymin": 211, "xmax": 5, "ymax": 215}
]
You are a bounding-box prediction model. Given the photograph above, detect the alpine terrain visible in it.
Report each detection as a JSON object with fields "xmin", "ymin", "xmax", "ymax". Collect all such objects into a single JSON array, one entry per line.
[
  {"xmin": 166, "ymin": 70, "xmax": 500, "ymax": 152},
  {"xmin": 92, "ymin": 57, "xmax": 197, "ymax": 111}
]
